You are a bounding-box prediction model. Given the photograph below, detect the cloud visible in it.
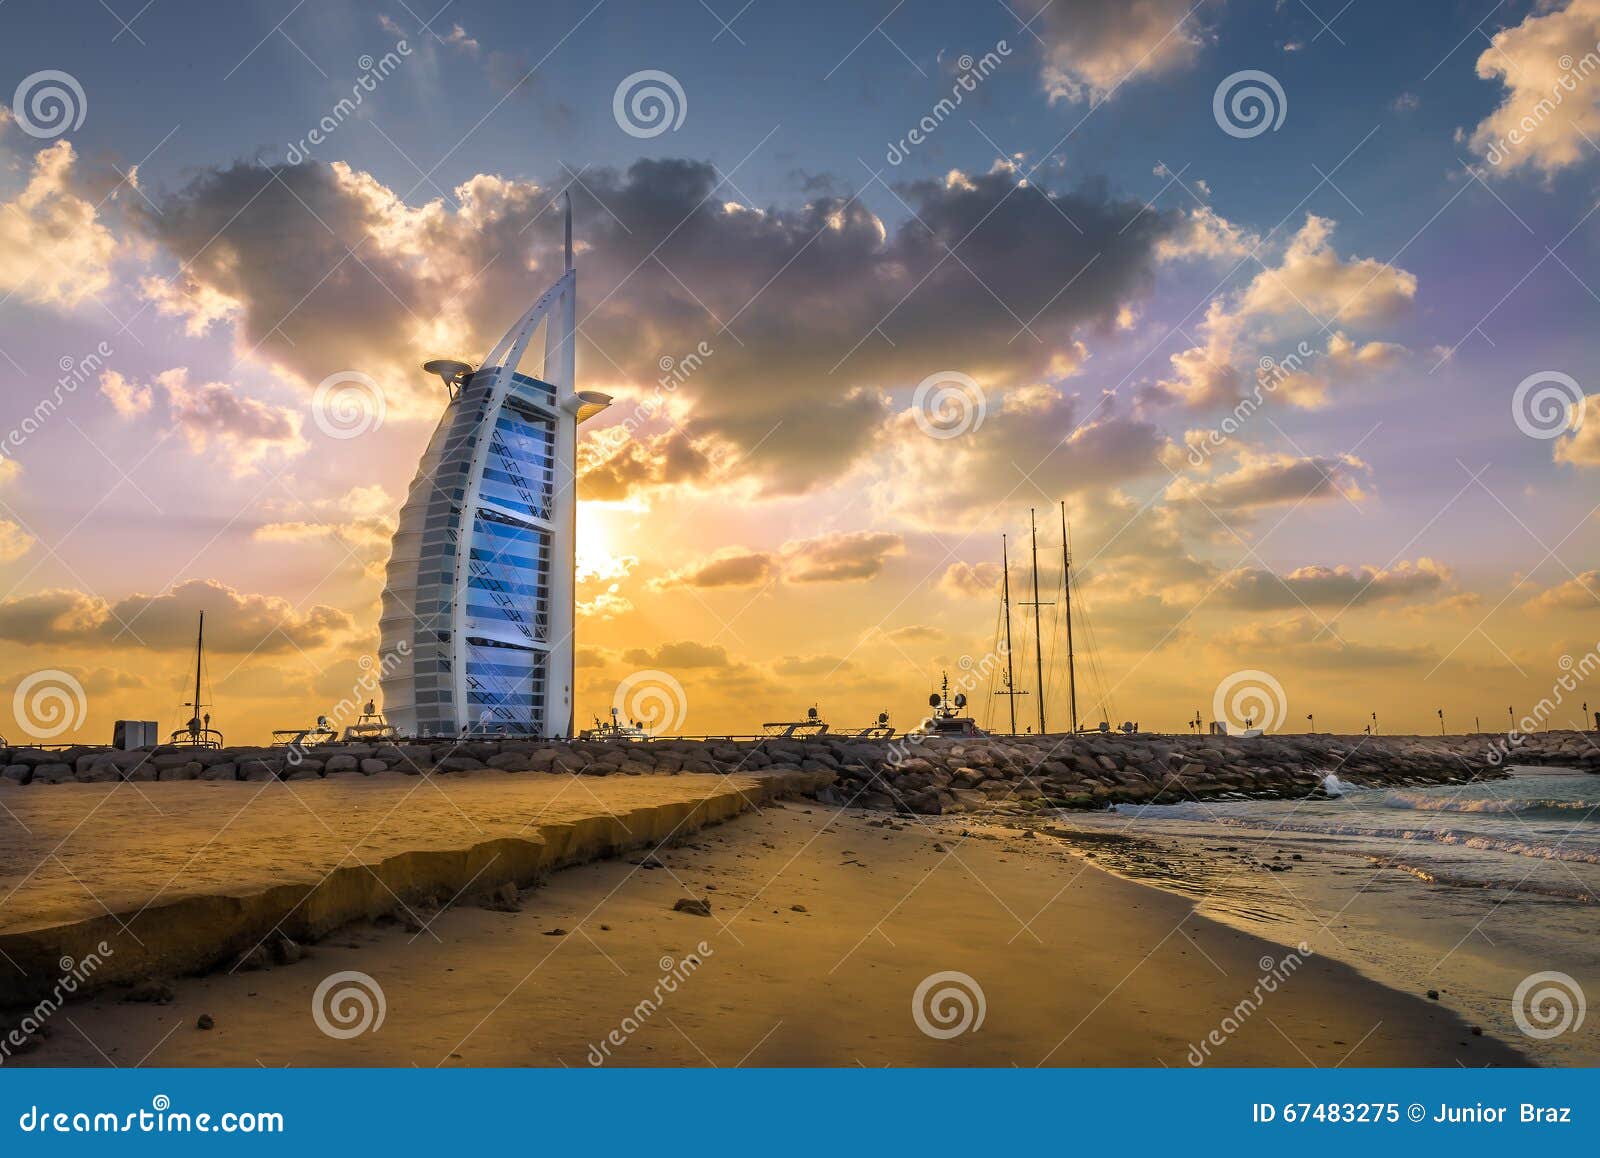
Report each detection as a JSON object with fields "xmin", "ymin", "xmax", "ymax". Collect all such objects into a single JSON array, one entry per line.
[
  {"xmin": 579, "ymin": 430, "xmax": 716, "ymax": 501},
  {"xmin": 1469, "ymin": 0, "xmax": 1600, "ymax": 178},
  {"xmin": 0, "ymin": 520, "xmax": 35, "ymax": 561},
  {"xmin": 773, "ymin": 654, "xmax": 854, "ymax": 677},
  {"xmin": 0, "ymin": 578, "xmax": 355, "ymax": 652},
  {"xmin": 1524, "ymin": 570, "xmax": 1600, "ymax": 614},
  {"xmin": 133, "ymin": 158, "xmax": 1183, "ymax": 498},
  {"xmin": 651, "ymin": 548, "xmax": 778, "ymax": 590},
  {"xmin": 1159, "ymin": 216, "xmax": 1416, "ymax": 408},
  {"xmin": 0, "ymin": 141, "xmax": 117, "ymax": 309},
  {"xmin": 619, "ymin": 640, "xmax": 736, "ymax": 669},
  {"xmin": 253, "ymin": 484, "xmax": 396, "ymax": 577},
  {"xmin": 782, "ymin": 531, "xmax": 904, "ymax": 583},
  {"xmin": 158, "ymin": 368, "xmax": 308, "ymax": 473},
  {"xmin": 98, "ymin": 370, "xmax": 154, "ymax": 418},
  {"xmin": 1166, "ymin": 449, "xmax": 1369, "ymax": 512},
  {"xmin": 1156, "ymin": 205, "xmax": 1258, "ymax": 263},
  {"xmin": 1020, "ymin": 0, "xmax": 1219, "ymax": 103},
  {"xmin": 1272, "ymin": 330, "xmax": 1409, "ymax": 408},
  {"xmin": 876, "ymin": 385, "xmax": 1170, "ymax": 529},
  {"xmin": 1234, "ymin": 216, "xmax": 1416, "ymax": 325},
  {"xmin": 1217, "ymin": 559, "xmax": 1450, "ymax": 609},
  {"xmin": 1210, "ymin": 614, "xmax": 1437, "ymax": 670},
  {"xmin": 881, "ymin": 623, "xmax": 945, "ymax": 642},
  {"xmin": 939, "ymin": 561, "xmax": 1003, "ymax": 598},
  {"xmin": 105, "ymin": 367, "xmax": 307, "ymax": 473},
  {"xmin": 1554, "ymin": 394, "xmax": 1600, "ymax": 467}
]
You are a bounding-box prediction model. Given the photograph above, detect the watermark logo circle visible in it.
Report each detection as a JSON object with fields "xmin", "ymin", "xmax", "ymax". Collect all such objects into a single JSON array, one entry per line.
[
  {"xmin": 613, "ymin": 70, "xmax": 687, "ymax": 139},
  {"xmin": 12, "ymin": 70, "xmax": 87, "ymax": 139},
  {"xmin": 912, "ymin": 970, "xmax": 986, "ymax": 1039},
  {"xmin": 312, "ymin": 970, "xmax": 386, "ymax": 1039},
  {"xmin": 1511, "ymin": 371, "xmax": 1584, "ymax": 440},
  {"xmin": 313, "ymin": 371, "xmax": 386, "ymax": 439},
  {"xmin": 911, "ymin": 371, "xmax": 986, "ymax": 439},
  {"xmin": 1211, "ymin": 669, "xmax": 1287, "ymax": 734},
  {"xmin": 1512, "ymin": 970, "xmax": 1585, "ymax": 1040},
  {"xmin": 1213, "ymin": 70, "xmax": 1287, "ymax": 138},
  {"xmin": 612, "ymin": 669, "xmax": 687, "ymax": 736},
  {"xmin": 13, "ymin": 669, "xmax": 88, "ymax": 740}
]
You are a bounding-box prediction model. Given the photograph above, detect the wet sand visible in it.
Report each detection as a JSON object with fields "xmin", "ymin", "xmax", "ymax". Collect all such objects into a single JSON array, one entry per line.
[{"xmin": 10, "ymin": 801, "xmax": 1524, "ymax": 1067}]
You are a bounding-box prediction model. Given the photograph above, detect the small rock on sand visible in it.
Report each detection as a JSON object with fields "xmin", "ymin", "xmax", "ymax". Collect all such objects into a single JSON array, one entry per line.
[
  {"xmin": 196, "ymin": 1014, "xmax": 215, "ymax": 1030},
  {"xmin": 673, "ymin": 898, "xmax": 712, "ymax": 917},
  {"xmin": 543, "ymin": 928, "xmax": 568, "ymax": 937},
  {"xmin": 790, "ymin": 904, "xmax": 808, "ymax": 913}
]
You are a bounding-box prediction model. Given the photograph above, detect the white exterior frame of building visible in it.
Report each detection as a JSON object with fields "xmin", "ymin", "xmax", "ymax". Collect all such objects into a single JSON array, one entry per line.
[{"xmin": 380, "ymin": 200, "xmax": 609, "ymax": 737}]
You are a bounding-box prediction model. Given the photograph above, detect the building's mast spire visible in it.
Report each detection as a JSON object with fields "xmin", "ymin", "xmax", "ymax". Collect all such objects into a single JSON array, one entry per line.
[
  {"xmin": 563, "ymin": 190, "xmax": 573, "ymax": 271},
  {"xmin": 1060, "ymin": 501, "xmax": 1077, "ymax": 735}
]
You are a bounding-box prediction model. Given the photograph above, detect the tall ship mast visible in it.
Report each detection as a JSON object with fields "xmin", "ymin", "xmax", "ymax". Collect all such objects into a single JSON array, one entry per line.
[
  {"xmin": 1060, "ymin": 501, "xmax": 1078, "ymax": 734},
  {"xmin": 170, "ymin": 611, "xmax": 223, "ymax": 748},
  {"xmin": 379, "ymin": 195, "xmax": 612, "ymax": 738}
]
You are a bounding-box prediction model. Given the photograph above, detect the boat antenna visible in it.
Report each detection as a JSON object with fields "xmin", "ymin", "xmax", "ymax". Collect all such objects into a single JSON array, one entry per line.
[
  {"xmin": 563, "ymin": 190, "xmax": 573, "ymax": 272},
  {"xmin": 1060, "ymin": 501, "xmax": 1078, "ymax": 735},
  {"xmin": 1022, "ymin": 508, "xmax": 1051, "ymax": 735}
]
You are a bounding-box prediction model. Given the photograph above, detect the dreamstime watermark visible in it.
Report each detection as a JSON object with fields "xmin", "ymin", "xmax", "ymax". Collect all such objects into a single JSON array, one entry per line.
[
  {"xmin": 1186, "ymin": 944, "xmax": 1314, "ymax": 1064},
  {"xmin": 1186, "ymin": 341, "xmax": 1314, "ymax": 466},
  {"xmin": 284, "ymin": 42, "xmax": 413, "ymax": 163},
  {"xmin": 1213, "ymin": 70, "xmax": 1287, "ymax": 138},
  {"xmin": 586, "ymin": 944, "xmax": 713, "ymax": 1064},
  {"xmin": 1486, "ymin": 644, "xmax": 1599, "ymax": 766},
  {"xmin": 885, "ymin": 41, "xmax": 1012, "ymax": 165},
  {"xmin": 284, "ymin": 642, "xmax": 410, "ymax": 766},
  {"xmin": 1481, "ymin": 42, "xmax": 1600, "ymax": 168},
  {"xmin": 0, "ymin": 341, "xmax": 114, "ymax": 464},
  {"xmin": 911, "ymin": 370, "xmax": 986, "ymax": 439},
  {"xmin": 912, "ymin": 970, "xmax": 986, "ymax": 1039},
  {"xmin": 612, "ymin": 669, "xmax": 688, "ymax": 736},
  {"xmin": 1511, "ymin": 970, "xmax": 1585, "ymax": 1040},
  {"xmin": 312, "ymin": 371, "xmax": 386, "ymax": 439},
  {"xmin": 1, "ymin": 942, "xmax": 114, "ymax": 1064},
  {"xmin": 1511, "ymin": 370, "xmax": 1585, "ymax": 441},
  {"xmin": 11, "ymin": 70, "xmax": 86, "ymax": 139},
  {"xmin": 311, "ymin": 970, "xmax": 386, "ymax": 1039},
  {"xmin": 12, "ymin": 669, "xmax": 88, "ymax": 741},
  {"xmin": 613, "ymin": 70, "xmax": 686, "ymax": 138},
  {"xmin": 1212, "ymin": 669, "xmax": 1287, "ymax": 735}
]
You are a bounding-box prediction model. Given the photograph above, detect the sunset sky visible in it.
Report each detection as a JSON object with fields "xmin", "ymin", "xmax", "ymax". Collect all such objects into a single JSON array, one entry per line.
[{"xmin": 2, "ymin": 0, "xmax": 1598, "ymax": 744}]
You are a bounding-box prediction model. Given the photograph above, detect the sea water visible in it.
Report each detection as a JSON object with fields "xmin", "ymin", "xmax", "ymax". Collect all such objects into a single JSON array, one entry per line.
[{"xmin": 1059, "ymin": 766, "xmax": 1600, "ymax": 1064}]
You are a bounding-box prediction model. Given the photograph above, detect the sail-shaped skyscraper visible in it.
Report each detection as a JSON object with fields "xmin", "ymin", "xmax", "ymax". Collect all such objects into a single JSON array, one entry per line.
[{"xmin": 379, "ymin": 198, "xmax": 611, "ymax": 737}]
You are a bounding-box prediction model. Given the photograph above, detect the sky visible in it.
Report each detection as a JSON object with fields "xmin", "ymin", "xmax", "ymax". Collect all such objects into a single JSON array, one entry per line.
[{"xmin": 1, "ymin": 0, "xmax": 1599, "ymax": 744}]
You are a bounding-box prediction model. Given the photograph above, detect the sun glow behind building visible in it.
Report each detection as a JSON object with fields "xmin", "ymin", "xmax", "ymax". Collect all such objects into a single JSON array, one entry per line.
[{"xmin": 379, "ymin": 199, "xmax": 611, "ymax": 737}]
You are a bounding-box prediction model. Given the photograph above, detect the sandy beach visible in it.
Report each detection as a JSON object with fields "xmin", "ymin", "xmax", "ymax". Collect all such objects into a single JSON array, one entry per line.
[{"xmin": 8, "ymin": 799, "xmax": 1524, "ymax": 1068}]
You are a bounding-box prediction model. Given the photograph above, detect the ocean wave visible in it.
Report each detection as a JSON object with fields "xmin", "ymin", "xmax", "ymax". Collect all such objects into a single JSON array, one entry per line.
[
  {"xmin": 1382, "ymin": 791, "xmax": 1599, "ymax": 820},
  {"xmin": 1205, "ymin": 815, "xmax": 1600, "ymax": 864},
  {"xmin": 1366, "ymin": 857, "xmax": 1598, "ymax": 903}
]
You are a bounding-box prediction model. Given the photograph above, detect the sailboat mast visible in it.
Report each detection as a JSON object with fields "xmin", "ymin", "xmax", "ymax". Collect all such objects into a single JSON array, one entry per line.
[
  {"xmin": 192, "ymin": 611, "xmax": 204, "ymax": 719},
  {"xmin": 1029, "ymin": 508, "xmax": 1046, "ymax": 735},
  {"xmin": 1001, "ymin": 534, "xmax": 1017, "ymax": 735},
  {"xmin": 1059, "ymin": 502, "xmax": 1077, "ymax": 735}
]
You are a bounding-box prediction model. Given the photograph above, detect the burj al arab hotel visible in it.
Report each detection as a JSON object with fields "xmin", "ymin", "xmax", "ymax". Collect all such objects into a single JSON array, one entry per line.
[{"xmin": 379, "ymin": 198, "xmax": 611, "ymax": 737}]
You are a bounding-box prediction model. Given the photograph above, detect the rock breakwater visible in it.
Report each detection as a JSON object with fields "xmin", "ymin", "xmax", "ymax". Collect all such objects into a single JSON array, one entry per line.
[{"xmin": 4, "ymin": 730, "xmax": 1593, "ymax": 813}]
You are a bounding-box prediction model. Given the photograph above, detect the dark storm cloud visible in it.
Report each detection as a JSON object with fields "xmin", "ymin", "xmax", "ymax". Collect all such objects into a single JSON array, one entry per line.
[{"xmin": 131, "ymin": 158, "xmax": 1182, "ymax": 497}]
